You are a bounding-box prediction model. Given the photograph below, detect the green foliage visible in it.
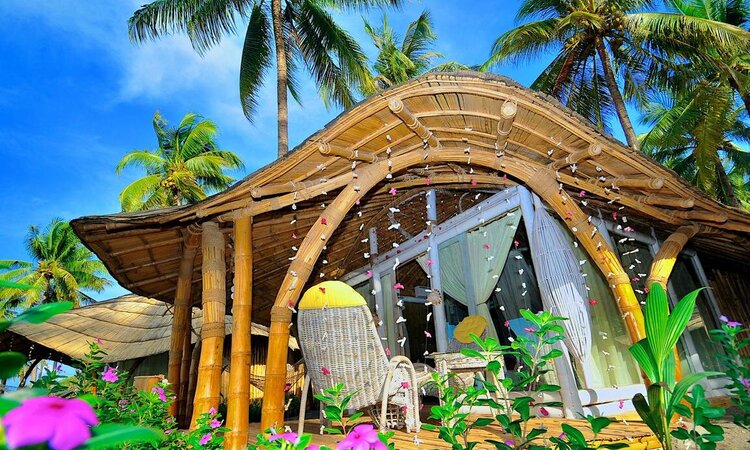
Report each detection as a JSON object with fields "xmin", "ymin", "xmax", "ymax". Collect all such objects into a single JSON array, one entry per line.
[
  {"xmin": 0, "ymin": 219, "xmax": 110, "ymax": 312},
  {"xmin": 313, "ymin": 382, "xmax": 363, "ymax": 434},
  {"xmin": 671, "ymin": 384, "xmax": 725, "ymax": 449},
  {"xmin": 628, "ymin": 283, "xmax": 721, "ymax": 450},
  {"xmin": 709, "ymin": 317, "xmax": 750, "ymax": 436},
  {"xmin": 116, "ymin": 111, "xmax": 244, "ymax": 211},
  {"xmin": 548, "ymin": 416, "xmax": 627, "ymax": 449},
  {"xmin": 361, "ymin": 10, "xmax": 470, "ymax": 95}
]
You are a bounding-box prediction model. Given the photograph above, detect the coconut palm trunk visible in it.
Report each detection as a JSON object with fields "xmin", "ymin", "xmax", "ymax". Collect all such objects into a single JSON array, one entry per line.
[
  {"xmin": 717, "ymin": 163, "xmax": 740, "ymax": 207},
  {"xmin": 727, "ymin": 75, "xmax": 750, "ymax": 119},
  {"xmin": 595, "ymin": 38, "xmax": 639, "ymax": 150},
  {"xmin": 272, "ymin": 0, "xmax": 289, "ymax": 158}
]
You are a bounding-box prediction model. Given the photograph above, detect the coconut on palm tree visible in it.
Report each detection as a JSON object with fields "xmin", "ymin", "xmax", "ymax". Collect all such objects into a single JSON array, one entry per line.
[
  {"xmin": 641, "ymin": 82, "xmax": 750, "ymax": 208},
  {"xmin": 0, "ymin": 219, "xmax": 110, "ymax": 313},
  {"xmin": 362, "ymin": 10, "xmax": 470, "ymax": 95},
  {"xmin": 483, "ymin": 0, "xmax": 750, "ymax": 150},
  {"xmin": 116, "ymin": 111, "xmax": 244, "ymax": 212},
  {"xmin": 128, "ymin": 0, "xmax": 401, "ymax": 158}
]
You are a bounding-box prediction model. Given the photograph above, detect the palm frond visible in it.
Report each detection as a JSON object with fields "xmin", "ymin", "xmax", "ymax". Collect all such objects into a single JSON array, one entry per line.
[{"xmin": 239, "ymin": 2, "xmax": 273, "ymax": 122}]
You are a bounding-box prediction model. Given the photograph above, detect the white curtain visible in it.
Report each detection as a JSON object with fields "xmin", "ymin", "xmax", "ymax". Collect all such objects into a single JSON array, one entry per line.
[
  {"xmin": 530, "ymin": 197, "xmax": 593, "ymax": 384},
  {"xmin": 436, "ymin": 211, "xmax": 522, "ymax": 338}
]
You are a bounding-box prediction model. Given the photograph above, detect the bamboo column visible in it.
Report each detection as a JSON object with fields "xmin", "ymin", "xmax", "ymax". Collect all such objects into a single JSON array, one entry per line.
[
  {"xmin": 259, "ymin": 306, "xmax": 293, "ymax": 431},
  {"xmin": 225, "ymin": 215, "xmax": 253, "ymax": 449},
  {"xmin": 185, "ymin": 340, "xmax": 201, "ymax": 425},
  {"xmin": 647, "ymin": 225, "xmax": 700, "ymax": 289},
  {"xmin": 191, "ymin": 221, "xmax": 227, "ymax": 427},
  {"xmin": 167, "ymin": 229, "xmax": 200, "ymax": 417},
  {"xmin": 178, "ymin": 329, "xmax": 192, "ymax": 427}
]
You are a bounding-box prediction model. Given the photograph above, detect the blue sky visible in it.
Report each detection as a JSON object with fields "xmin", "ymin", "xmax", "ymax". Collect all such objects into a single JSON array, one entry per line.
[{"xmin": 0, "ymin": 1, "xmax": 628, "ymax": 300}]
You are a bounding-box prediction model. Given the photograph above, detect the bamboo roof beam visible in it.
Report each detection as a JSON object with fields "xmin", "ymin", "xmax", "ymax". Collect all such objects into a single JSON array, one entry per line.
[
  {"xmin": 251, "ymin": 180, "xmax": 324, "ymax": 199},
  {"xmin": 495, "ymin": 100, "xmax": 517, "ymax": 151},
  {"xmin": 388, "ymin": 99, "xmax": 439, "ymax": 148},
  {"xmin": 670, "ymin": 210, "xmax": 728, "ymax": 223},
  {"xmin": 317, "ymin": 142, "xmax": 379, "ymax": 163},
  {"xmin": 607, "ymin": 177, "xmax": 664, "ymax": 190},
  {"xmin": 633, "ymin": 194, "xmax": 694, "ymax": 209},
  {"xmin": 550, "ymin": 143, "xmax": 602, "ymax": 170}
]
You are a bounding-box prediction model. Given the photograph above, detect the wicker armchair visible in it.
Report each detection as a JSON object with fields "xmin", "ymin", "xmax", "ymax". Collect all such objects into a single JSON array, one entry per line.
[{"xmin": 296, "ymin": 281, "xmax": 421, "ymax": 434}]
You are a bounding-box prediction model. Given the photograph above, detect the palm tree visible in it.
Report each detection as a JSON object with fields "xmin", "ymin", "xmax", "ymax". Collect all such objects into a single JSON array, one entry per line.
[
  {"xmin": 362, "ymin": 10, "xmax": 470, "ymax": 95},
  {"xmin": 0, "ymin": 219, "xmax": 111, "ymax": 312},
  {"xmin": 483, "ymin": 0, "xmax": 750, "ymax": 150},
  {"xmin": 128, "ymin": 0, "xmax": 400, "ymax": 158},
  {"xmin": 640, "ymin": 82, "xmax": 750, "ymax": 208},
  {"xmin": 116, "ymin": 111, "xmax": 244, "ymax": 212}
]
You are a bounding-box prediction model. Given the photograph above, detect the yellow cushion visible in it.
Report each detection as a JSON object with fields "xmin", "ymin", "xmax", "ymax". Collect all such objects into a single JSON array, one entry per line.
[
  {"xmin": 298, "ymin": 281, "xmax": 367, "ymax": 310},
  {"xmin": 453, "ymin": 315, "xmax": 488, "ymax": 344}
]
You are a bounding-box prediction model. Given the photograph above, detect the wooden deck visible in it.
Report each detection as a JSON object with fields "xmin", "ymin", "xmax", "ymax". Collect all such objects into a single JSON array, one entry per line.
[{"xmin": 249, "ymin": 417, "xmax": 660, "ymax": 449}]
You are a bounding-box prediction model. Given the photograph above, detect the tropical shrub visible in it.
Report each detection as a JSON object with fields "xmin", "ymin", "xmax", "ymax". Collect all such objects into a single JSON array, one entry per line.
[
  {"xmin": 710, "ymin": 315, "xmax": 750, "ymax": 436},
  {"xmin": 629, "ymin": 283, "xmax": 723, "ymax": 450}
]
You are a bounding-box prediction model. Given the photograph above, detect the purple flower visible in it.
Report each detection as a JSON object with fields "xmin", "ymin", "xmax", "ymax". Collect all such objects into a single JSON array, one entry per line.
[
  {"xmin": 152, "ymin": 387, "xmax": 167, "ymax": 402},
  {"xmin": 209, "ymin": 407, "xmax": 217, "ymax": 415},
  {"xmin": 2, "ymin": 396, "xmax": 99, "ymax": 450},
  {"xmin": 336, "ymin": 424, "xmax": 386, "ymax": 450},
  {"xmin": 210, "ymin": 419, "xmax": 222, "ymax": 429},
  {"xmin": 720, "ymin": 315, "xmax": 742, "ymax": 327},
  {"xmin": 101, "ymin": 366, "xmax": 119, "ymax": 383},
  {"xmin": 740, "ymin": 378, "xmax": 750, "ymax": 393},
  {"xmin": 269, "ymin": 432, "xmax": 299, "ymax": 444},
  {"xmin": 95, "ymin": 338, "xmax": 103, "ymax": 346},
  {"xmin": 306, "ymin": 446, "xmax": 321, "ymax": 450},
  {"xmin": 504, "ymin": 440, "xmax": 515, "ymax": 447},
  {"xmin": 199, "ymin": 433, "xmax": 212, "ymax": 445},
  {"xmin": 165, "ymin": 429, "xmax": 173, "ymax": 434}
]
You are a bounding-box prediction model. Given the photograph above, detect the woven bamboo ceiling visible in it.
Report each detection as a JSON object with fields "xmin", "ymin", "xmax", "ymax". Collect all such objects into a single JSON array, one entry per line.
[
  {"xmin": 72, "ymin": 72, "xmax": 750, "ymax": 325},
  {"xmin": 2, "ymin": 295, "xmax": 298, "ymax": 363}
]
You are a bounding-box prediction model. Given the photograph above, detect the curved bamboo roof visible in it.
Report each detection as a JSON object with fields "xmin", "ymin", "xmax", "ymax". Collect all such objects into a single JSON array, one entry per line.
[
  {"xmin": 71, "ymin": 72, "xmax": 750, "ymax": 324},
  {"xmin": 3, "ymin": 295, "xmax": 298, "ymax": 363}
]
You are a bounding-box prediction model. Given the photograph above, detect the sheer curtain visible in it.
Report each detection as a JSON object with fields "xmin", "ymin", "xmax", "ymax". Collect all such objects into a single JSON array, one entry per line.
[{"xmin": 436, "ymin": 211, "xmax": 522, "ymax": 338}]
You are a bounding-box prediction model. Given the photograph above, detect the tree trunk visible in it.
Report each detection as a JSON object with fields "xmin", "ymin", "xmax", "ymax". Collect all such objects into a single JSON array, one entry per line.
[
  {"xmin": 727, "ymin": 75, "xmax": 750, "ymax": 119},
  {"xmin": 595, "ymin": 37, "xmax": 640, "ymax": 151},
  {"xmin": 717, "ymin": 163, "xmax": 740, "ymax": 207},
  {"xmin": 271, "ymin": 0, "xmax": 289, "ymax": 158}
]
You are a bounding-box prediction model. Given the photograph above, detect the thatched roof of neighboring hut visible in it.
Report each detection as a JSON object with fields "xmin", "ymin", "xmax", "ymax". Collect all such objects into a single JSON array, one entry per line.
[
  {"xmin": 2, "ymin": 295, "xmax": 298, "ymax": 364},
  {"xmin": 71, "ymin": 72, "xmax": 750, "ymax": 324}
]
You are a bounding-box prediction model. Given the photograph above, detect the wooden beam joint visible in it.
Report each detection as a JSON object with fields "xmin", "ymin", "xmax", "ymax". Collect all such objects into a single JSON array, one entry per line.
[
  {"xmin": 388, "ymin": 99, "xmax": 439, "ymax": 148},
  {"xmin": 550, "ymin": 143, "xmax": 601, "ymax": 170}
]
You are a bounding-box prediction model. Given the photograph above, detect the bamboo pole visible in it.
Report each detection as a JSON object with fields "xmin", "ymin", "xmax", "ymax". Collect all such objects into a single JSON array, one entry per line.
[
  {"xmin": 259, "ymin": 147, "xmax": 650, "ymax": 427},
  {"xmin": 633, "ymin": 194, "xmax": 694, "ymax": 209},
  {"xmin": 178, "ymin": 329, "xmax": 192, "ymax": 427},
  {"xmin": 388, "ymin": 98, "xmax": 439, "ymax": 148},
  {"xmin": 167, "ymin": 231, "xmax": 200, "ymax": 417},
  {"xmin": 495, "ymin": 99, "xmax": 517, "ymax": 151},
  {"xmin": 191, "ymin": 221, "xmax": 227, "ymax": 427},
  {"xmin": 225, "ymin": 216, "xmax": 253, "ymax": 449},
  {"xmin": 185, "ymin": 340, "xmax": 202, "ymax": 425},
  {"xmin": 318, "ymin": 142, "xmax": 378, "ymax": 163},
  {"xmin": 550, "ymin": 143, "xmax": 601, "ymax": 170}
]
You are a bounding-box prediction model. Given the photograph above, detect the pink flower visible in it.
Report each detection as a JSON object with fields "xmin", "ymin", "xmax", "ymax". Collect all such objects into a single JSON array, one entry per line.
[
  {"xmin": 199, "ymin": 433, "xmax": 212, "ymax": 445},
  {"xmin": 483, "ymin": 243, "xmax": 491, "ymax": 250},
  {"xmin": 618, "ymin": 399, "xmax": 625, "ymax": 409},
  {"xmin": 95, "ymin": 338, "xmax": 103, "ymax": 345},
  {"xmin": 631, "ymin": 277, "xmax": 640, "ymax": 282},
  {"xmin": 504, "ymin": 440, "xmax": 515, "ymax": 446},
  {"xmin": 513, "ymin": 240, "xmax": 520, "ymax": 249},
  {"xmin": 578, "ymin": 191, "xmax": 586, "ymax": 198},
  {"xmin": 101, "ymin": 366, "xmax": 119, "ymax": 383},
  {"xmin": 366, "ymin": 270, "xmax": 373, "ymax": 278},
  {"xmin": 523, "ymin": 327, "xmax": 536, "ymax": 333},
  {"xmin": 471, "ymin": 179, "xmax": 477, "ymax": 186},
  {"xmin": 2, "ymin": 396, "xmax": 99, "ymax": 450},
  {"xmin": 401, "ymin": 381, "xmax": 410, "ymax": 389},
  {"xmin": 284, "ymin": 383, "xmax": 292, "ymax": 392},
  {"xmin": 425, "ymin": 178, "xmax": 431, "ymax": 185},
  {"xmin": 337, "ymin": 424, "xmax": 386, "ymax": 450},
  {"xmin": 152, "ymin": 387, "xmax": 167, "ymax": 402},
  {"xmin": 292, "ymin": 233, "xmax": 298, "ymax": 239},
  {"xmin": 165, "ymin": 429, "xmax": 174, "ymax": 434},
  {"xmin": 426, "ymin": 259, "xmax": 433, "ymax": 266},
  {"xmin": 393, "ymin": 282, "xmax": 404, "ymax": 290},
  {"xmin": 210, "ymin": 419, "xmax": 222, "ymax": 429},
  {"xmin": 385, "ymin": 347, "xmax": 391, "ymax": 357},
  {"xmin": 539, "ymin": 406, "xmax": 549, "ymax": 417},
  {"xmin": 306, "ymin": 446, "xmax": 322, "ymax": 450},
  {"xmin": 424, "ymin": 330, "xmax": 432, "ymax": 338},
  {"xmin": 270, "ymin": 432, "xmax": 299, "ymax": 444},
  {"xmin": 321, "ymin": 367, "xmax": 331, "ymax": 376},
  {"xmin": 321, "ymin": 217, "xmax": 328, "ymax": 225},
  {"xmin": 209, "ymin": 407, "xmax": 217, "ymax": 415},
  {"xmin": 355, "ymin": 199, "xmax": 360, "ymax": 205},
  {"xmin": 504, "ymin": 320, "xmax": 510, "ymax": 327},
  {"xmin": 740, "ymin": 378, "xmax": 750, "ymax": 393},
  {"xmin": 623, "ymin": 226, "xmax": 635, "ymax": 232},
  {"xmin": 589, "ymin": 299, "xmax": 598, "ymax": 306},
  {"xmin": 389, "ymin": 187, "xmax": 397, "ymax": 196}
]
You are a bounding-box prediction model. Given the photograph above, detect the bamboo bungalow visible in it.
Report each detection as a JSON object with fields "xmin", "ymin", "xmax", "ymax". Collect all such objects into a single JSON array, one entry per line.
[{"xmin": 71, "ymin": 72, "xmax": 750, "ymax": 449}]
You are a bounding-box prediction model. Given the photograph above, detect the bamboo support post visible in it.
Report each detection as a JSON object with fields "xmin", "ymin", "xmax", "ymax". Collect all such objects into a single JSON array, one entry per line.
[
  {"xmin": 633, "ymin": 194, "xmax": 695, "ymax": 209},
  {"xmin": 609, "ymin": 177, "xmax": 664, "ymax": 190},
  {"xmin": 647, "ymin": 224, "xmax": 700, "ymax": 289},
  {"xmin": 185, "ymin": 340, "xmax": 201, "ymax": 425},
  {"xmin": 167, "ymin": 230, "xmax": 200, "ymax": 417},
  {"xmin": 178, "ymin": 329, "xmax": 192, "ymax": 427},
  {"xmin": 259, "ymin": 306, "xmax": 293, "ymax": 431},
  {"xmin": 670, "ymin": 210, "xmax": 728, "ymax": 223},
  {"xmin": 318, "ymin": 142, "xmax": 378, "ymax": 163},
  {"xmin": 550, "ymin": 143, "xmax": 601, "ymax": 170},
  {"xmin": 495, "ymin": 100, "xmax": 518, "ymax": 151},
  {"xmin": 225, "ymin": 216, "xmax": 253, "ymax": 449},
  {"xmin": 191, "ymin": 221, "xmax": 227, "ymax": 427},
  {"xmin": 388, "ymin": 99, "xmax": 439, "ymax": 148}
]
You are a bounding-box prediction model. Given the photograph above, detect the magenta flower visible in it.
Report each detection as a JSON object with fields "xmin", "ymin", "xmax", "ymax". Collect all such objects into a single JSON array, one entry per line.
[
  {"xmin": 321, "ymin": 366, "xmax": 331, "ymax": 376},
  {"xmin": 210, "ymin": 419, "xmax": 222, "ymax": 429},
  {"xmin": 336, "ymin": 424, "xmax": 386, "ymax": 450},
  {"xmin": 152, "ymin": 386, "xmax": 167, "ymax": 402},
  {"xmin": 209, "ymin": 407, "xmax": 217, "ymax": 415},
  {"xmin": 306, "ymin": 446, "xmax": 321, "ymax": 450},
  {"xmin": 523, "ymin": 327, "xmax": 536, "ymax": 333},
  {"xmin": 2, "ymin": 396, "xmax": 99, "ymax": 450},
  {"xmin": 101, "ymin": 366, "xmax": 119, "ymax": 383},
  {"xmin": 740, "ymin": 378, "xmax": 750, "ymax": 393},
  {"xmin": 165, "ymin": 429, "xmax": 173, "ymax": 434},
  {"xmin": 393, "ymin": 282, "xmax": 404, "ymax": 290},
  {"xmin": 199, "ymin": 433, "xmax": 212, "ymax": 445},
  {"xmin": 269, "ymin": 432, "xmax": 299, "ymax": 444},
  {"xmin": 95, "ymin": 338, "xmax": 103, "ymax": 346},
  {"xmin": 720, "ymin": 315, "xmax": 742, "ymax": 327}
]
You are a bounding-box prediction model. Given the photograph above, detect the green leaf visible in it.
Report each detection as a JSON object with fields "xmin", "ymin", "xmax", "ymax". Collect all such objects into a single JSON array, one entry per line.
[
  {"xmin": 14, "ymin": 302, "xmax": 73, "ymax": 325},
  {"xmin": 0, "ymin": 352, "xmax": 27, "ymax": 378},
  {"xmin": 589, "ymin": 416, "xmax": 612, "ymax": 434},
  {"xmin": 82, "ymin": 424, "xmax": 163, "ymax": 449},
  {"xmin": 644, "ymin": 283, "xmax": 669, "ymax": 362},
  {"xmin": 473, "ymin": 417, "xmax": 494, "ymax": 427},
  {"xmin": 461, "ymin": 349, "xmax": 483, "ymax": 358},
  {"xmin": 667, "ymin": 371, "xmax": 721, "ymax": 418},
  {"xmin": 629, "ymin": 340, "xmax": 658, "ymax": 382},
  {"xmin": 632, "ymin": 393, "xmax": 660, "ymax": 434},
  {"xmin": 663, "ymin": 289, "xmax": 701, "ymax": 355},
  {"xmin": 561, "ymin": 423, "xmax": 586, "ymax": 445}
]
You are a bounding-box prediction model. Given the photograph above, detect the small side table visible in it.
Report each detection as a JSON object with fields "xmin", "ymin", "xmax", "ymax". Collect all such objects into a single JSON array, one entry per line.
[{"xmin": 431, "ymin": 352, "xmax": 505, "ymax": 413}]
